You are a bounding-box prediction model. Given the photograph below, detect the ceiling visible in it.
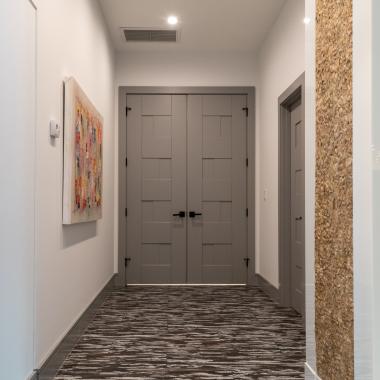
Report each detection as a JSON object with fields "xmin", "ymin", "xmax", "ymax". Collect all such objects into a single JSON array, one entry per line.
[{"xmin": 98, "ymin": 0, "xmax": 286, "ymax": 53}]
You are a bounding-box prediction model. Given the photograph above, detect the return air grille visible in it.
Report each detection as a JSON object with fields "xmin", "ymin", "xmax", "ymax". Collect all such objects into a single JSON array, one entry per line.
[{"xmin": 123, "ymin": 28, "xmax": 178, "ymax": 42}]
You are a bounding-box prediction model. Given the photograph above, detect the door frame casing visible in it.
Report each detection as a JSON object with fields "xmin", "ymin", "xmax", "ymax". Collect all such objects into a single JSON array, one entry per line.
[
  {"xmin": 117, "ymin": 86, "xmax": 256, "ymax": 286},
  {"xmin": 278, "ymin": 74, "xmax": 305, "ymax": 307}
]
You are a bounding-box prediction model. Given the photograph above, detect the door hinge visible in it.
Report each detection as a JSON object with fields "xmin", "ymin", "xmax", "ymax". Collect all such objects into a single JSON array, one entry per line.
[
  {"xmin": 244, "ymin": 257, "xmax": 250, "ymax": 268},
  {"xmin": 125, "ymin": 257, "xmax": 131, "ymax": 267},
  {"xmin": 125, "ymin": 157, "xmax": 128, "ymax": 167},
  {"xmin": 125, "ymin": 208, "xmax": 128, "ymax": 217},
  {"xmin": 246, "ymin": 208, "xmax": 248, "ymax": 217},
  {"xmin": 246, "ymin": 158, "xmax": 248, "ymax": 167},
  {"xmin": 126, "ymin": 107, "xmax": 132, "ymax": 116},
  {"xmin": 242, "ymin": 107, "xmax": 248, "ymax": 117}
]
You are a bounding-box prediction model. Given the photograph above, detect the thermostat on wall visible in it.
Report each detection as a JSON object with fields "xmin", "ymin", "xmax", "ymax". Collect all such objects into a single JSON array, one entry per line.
[{"xmin": 50, "ymin": 120, "xmax": 61, "ymax": 138}]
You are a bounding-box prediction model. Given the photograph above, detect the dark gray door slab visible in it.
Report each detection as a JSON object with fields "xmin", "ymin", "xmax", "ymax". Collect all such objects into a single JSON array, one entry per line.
[{"xmin": 278, "ymin": 73, "xmax": 305, "ymax": 319}]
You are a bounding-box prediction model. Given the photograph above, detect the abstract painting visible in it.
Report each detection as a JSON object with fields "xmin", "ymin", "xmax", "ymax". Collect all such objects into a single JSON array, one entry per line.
[{"xmin": 63, "ymin": 77, "xmax": 103, "ymax": 224}]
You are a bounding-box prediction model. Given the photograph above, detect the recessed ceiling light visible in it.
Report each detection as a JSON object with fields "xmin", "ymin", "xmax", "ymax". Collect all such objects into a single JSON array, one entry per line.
[
  {"xmin": 303, "ymin": 17, "xmax": 311, "ymax": 25},
  {"xmin": 167, "ymin": 15, "xmax": 178, "ymax": 26}
]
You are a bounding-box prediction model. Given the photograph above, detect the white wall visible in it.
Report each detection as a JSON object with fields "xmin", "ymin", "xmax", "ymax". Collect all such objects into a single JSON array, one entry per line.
[
  {"xmin": 0, "ymin": 1, "xmax": 36, "ymax": 379},
  {"xmin": 116, "ymin": 51, "xmax": 258, "ymax": 87},
  {"xmin": 373, "ymin": 0, "xmax": 380, "ymax": 376},
  {"xmin": 35, "ymin": 0, "xmax": 115, "ymax": 367},
  {"xmin": 256, "ymin": 0, "xmax": 305, "ymax": 288}
]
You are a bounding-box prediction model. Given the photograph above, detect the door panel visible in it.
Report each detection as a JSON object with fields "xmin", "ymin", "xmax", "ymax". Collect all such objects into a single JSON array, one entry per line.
[
  {"xmin": 142, "ymin": 200, "xmax": 172, "ymax": 243},
  {"xmin": 142, "ymin": 95, "xmax": 172, "ymax": 115},
  {"xmin": 142, "ymin": 116, "xmax": 172, "ymax": 158},
  {"xmin": 203, "ymin": 159, "xmax": 232, "ymax": 201},
  {"xmin": 203, "ymin": 202, "xmax": 232, "ymax": 244},
  {"xmin": 127, "ymin": 95, "xmax": 187, "ymax": 284},
  {"xmin": 203, "ymin": 95, "xmax": 232, "ymax": 115},
  {"xmin": 203, "ymin": 116, "xmax": 232, "ymax": 158},
  {"xmin": 290, "ymin": 104, "xmax": 305, "ymax": 315},
  {"xmin": 187, "ymin": 95, "xmax": 247, "ymax": 284},
  {"xmin": 142, "ymin": 159, "xmax": 171, "ymax": 200}
]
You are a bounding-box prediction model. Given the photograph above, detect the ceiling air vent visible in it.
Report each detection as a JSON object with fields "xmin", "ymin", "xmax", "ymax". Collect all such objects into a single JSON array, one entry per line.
[{"xmin": 123, "ymin": 28, "xmax": 178, "ymax": 43}]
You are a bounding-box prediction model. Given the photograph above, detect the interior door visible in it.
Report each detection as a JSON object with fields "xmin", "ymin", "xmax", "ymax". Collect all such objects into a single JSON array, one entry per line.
[
  {"xmin": 187, "ymin": 95, "xmax": 247, "ymax": 284},
  {"xmin": 126, "ymin": 95, "xmax": 187, "ymax": 284},
  {"xmin": 290, "ymin": 103, "xmax": 305, "ymax": 315}
]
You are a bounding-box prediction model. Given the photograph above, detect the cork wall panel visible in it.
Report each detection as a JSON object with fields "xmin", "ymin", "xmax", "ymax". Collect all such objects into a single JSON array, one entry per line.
[{"xmin": 315, "ymin": 0, "xmax": 354, "ymax": 379}]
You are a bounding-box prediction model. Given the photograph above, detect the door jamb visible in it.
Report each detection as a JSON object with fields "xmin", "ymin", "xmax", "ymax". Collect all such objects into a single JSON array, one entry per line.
[
  {"xmin": 117, "ymin": 86, "xmax": 256, "ymax": 286},
  {"xmin": 278, "ymin": 74, "xmax": 305, "ymax": 307}
]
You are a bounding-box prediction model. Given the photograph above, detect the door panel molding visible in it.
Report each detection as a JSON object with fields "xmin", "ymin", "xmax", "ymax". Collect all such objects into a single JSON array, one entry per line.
[{"xmin": 118, "ymin": 87, "xmax": 256, "ymax": 286}]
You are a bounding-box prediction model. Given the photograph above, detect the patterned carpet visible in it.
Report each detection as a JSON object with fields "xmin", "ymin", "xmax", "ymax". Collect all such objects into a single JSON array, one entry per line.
[{"xmin": 54, "ymin": 286, "xmax": 305, "ymax": 379}]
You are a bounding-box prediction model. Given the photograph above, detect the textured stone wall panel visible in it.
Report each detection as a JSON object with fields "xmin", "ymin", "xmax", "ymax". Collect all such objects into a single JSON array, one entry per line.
[{"xmin": 315, "ymin": 0, "xmax": 354, "ymax": 379}]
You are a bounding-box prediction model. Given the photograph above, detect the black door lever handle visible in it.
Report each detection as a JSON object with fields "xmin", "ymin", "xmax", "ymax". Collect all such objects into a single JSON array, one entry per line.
[
  {"xmin": 173, "ymin": 211, "xmax": 186, "ymax": 218},
  {"xmin": 189, "ymin": 211, "xmax": 202, "ymax": 218}
]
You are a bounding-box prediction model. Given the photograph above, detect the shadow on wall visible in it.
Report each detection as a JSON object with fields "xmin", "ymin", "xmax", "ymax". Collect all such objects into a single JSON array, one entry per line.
[{"xmin": 62, "ymin": 222, "xmax": 97, "ymax": 248}]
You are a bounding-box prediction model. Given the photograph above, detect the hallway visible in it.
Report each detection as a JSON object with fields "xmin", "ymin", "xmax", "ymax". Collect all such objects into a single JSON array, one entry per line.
[
  {"xmin": 53, "ymin": 286, "xmax": 305, "ymax": 379},
  {"xmin": 4, "ymin": 0, "xmax": 377, "ymax": 378}
]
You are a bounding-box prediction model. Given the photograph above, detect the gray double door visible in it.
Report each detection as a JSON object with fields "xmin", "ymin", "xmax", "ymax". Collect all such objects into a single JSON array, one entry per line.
[{"xmin": 126, "ymin": 94, "xmax": 247, "ymax": 284}]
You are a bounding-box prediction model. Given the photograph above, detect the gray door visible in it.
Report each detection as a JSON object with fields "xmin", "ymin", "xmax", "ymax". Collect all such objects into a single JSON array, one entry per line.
[
  {"xmin": 126, "ymin": 95, "xmax": 187, "ymax": 284},
  {"xmin": 126, "ymin": 94, "xmax": 248, "ymax": 284},
  {"xmin": 290, "ymin": 103, "xmax": 305, "ymax": 315},
  {"xmin": 187, "ymin": 95, "xmax": 247, "ymax": 284}
]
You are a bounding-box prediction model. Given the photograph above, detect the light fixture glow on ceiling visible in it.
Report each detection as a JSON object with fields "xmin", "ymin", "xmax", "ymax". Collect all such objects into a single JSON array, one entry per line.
[
  {"xmin": 303, "ymin": 17, "xmax": 311, "ymax": 25},
  {"xmin": 167, "ymin": 15, "xmax": 178, "ymax": 26}
]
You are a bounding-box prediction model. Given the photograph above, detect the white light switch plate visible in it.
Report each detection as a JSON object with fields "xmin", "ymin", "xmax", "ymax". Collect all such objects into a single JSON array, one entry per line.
[{"xmin": 50, "ymin": 120, "xmax": 61, "ymax": 138}]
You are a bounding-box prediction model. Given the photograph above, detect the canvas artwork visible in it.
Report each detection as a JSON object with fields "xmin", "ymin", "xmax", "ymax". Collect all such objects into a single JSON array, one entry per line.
[{"xmin": 63, "ymin": 77, "xmax": 103, "ymax": 224}]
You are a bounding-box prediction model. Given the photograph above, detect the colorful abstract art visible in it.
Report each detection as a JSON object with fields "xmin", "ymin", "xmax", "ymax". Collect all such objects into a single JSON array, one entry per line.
[{"xmin": 63, "ymin": 77, "xmax": 103, "ymax": 224}]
